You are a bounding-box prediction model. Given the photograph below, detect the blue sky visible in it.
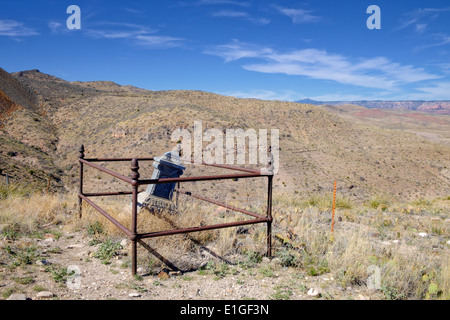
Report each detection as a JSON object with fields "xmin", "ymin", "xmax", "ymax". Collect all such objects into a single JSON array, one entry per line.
[{"xmin": 1, "ymin": 0, "xmax": 450, "ymax": 101}]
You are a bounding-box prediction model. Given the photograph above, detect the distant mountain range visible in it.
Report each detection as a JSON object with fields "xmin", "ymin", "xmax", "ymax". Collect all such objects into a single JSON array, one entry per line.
[
  {"xmin": 295, "ymin": 99, "xmax": 450, "ymax": 115},
  {"xmin": 1, "ymin": 68, "xmax": 449, "ymax": 201}
]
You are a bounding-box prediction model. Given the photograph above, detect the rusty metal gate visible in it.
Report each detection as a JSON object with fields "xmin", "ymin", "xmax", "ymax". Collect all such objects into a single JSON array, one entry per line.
[{"xmin": 77, "ymin": 145, "xmax": 273, "ymax": 275}]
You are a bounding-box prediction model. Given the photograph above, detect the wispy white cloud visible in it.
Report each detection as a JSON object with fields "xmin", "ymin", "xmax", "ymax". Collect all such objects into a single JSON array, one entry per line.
[
  {"xmin": 0, "ymin": 19, "xmax": 39, "ymax": 37},
  {"xmin": 219, "ymin": 89, "xmax": 304, "ymax": 101},
  {"xmin": 415, "ymin": 33, "xmax": 450, "ymax": 51},
  {"xmin": 124, "ymin": 8, "xmax": 145, "ymax": 14},
  {"xmin": 86, "ymin": 22, "xmax": 183, "ymax": 48},
  {"xmin": 275, "ymin": 6, "xmax": 321, "ymax": 24},
  {"xmin": 134, "ymin": 35, "xmax": 184, "ymax": 48},
  {"xmin": 48, "ymin": 21, "xmax": 63, "ymax": 34},
  {"xmin": 396, "ymin": 7, "xmax": 450, "ymax": 31},
  {"xmin": 415, "ymin": 23, "xmax": 427, "ymax": 34},
  {"xmin": 205, "ymin": 40, "xmax": 441, "ymax": 90},
  {"xmin": 414, "ymin": 82, "xmax": 450, "ymax": 99},
  {"xmin": 196, "ymin": 0, "xmax": 250, "ymax": 7},
  {"xmin": 212, "ymin": 10, "xmax": 270, "ymax": 25}
]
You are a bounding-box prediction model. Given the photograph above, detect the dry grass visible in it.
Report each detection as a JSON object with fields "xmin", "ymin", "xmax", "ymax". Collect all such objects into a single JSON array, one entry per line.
[
  {"xmin": 1, "ymin": 182, "xmax": 449, "ymax": 299},
  {"xmin": 273, "ymin": 192, "xmax": 449, "ymax": 300}
]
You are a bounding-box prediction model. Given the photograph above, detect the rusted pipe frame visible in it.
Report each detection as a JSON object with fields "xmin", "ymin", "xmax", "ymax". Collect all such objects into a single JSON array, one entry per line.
[
  {"xmin": 138, "ymin": 217, "xmax": 269, "ymax": 239},
  {"xmin": 177, "ymin": 189, "xmax": 266, "ymax": 220},
  {"xmin": 138, "ymin": 172, "xmax": 265, "ymax": 186},
  {"xmin": 78, "ymin": 152, "xmax": 274, "ymax": 273},
  {"xmin": 81, "ymin": 157, "xmax": 270, "ymax": 187},
  {"xmin": 84, "ymin": 157, "xmax": 154, "ymax": 162},
  {"xmin": 181, "ymin": 158, "xmax": 262, "ymax": 174},
  {"xmin": 78, "ymin": 194, "xmax": 132, "ymax": 238},
  {"xmin": 83, "ymin": 190, "xmax": 146, "ymax": 197},
  {"xmin": 79, "ymin": 158, "xmax": 133, "ymax": 184}
]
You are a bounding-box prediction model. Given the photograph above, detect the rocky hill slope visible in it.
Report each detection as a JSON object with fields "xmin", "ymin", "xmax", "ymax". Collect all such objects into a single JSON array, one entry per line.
[
  {"xmin": 296, "ymin": 99, "xmax": 450, "ymax": 115},
  {"xmin": 1, "ymin": 69, "xmax": 449, "ymax": 202}
]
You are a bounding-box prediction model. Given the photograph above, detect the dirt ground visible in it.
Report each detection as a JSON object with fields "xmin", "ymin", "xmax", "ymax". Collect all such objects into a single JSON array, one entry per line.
[{"xmin": 0, "ymin": 228, "xmax": 384, "ymax": 301}]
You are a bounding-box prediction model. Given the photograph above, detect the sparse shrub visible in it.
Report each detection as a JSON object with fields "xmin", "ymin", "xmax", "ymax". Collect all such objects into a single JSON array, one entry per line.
[
  {"xmin": 0, "ymin": 181, "xmax": 33, "ymax": 199},
  {"xmin": 87, "ymin": 220, "xmax": 103, "ymax": 236},
  {"xmin": 46, "ymin": 265, "xmax": 75, "ymax": 283},
  {"xmin": 240, "ymin": 250, "xmax": 262, "ymax": 268},
  {"xmin": 270, "ymin": 285, "xmax": 292, "ymax": 300},
  {"xmin": 380, "ymin": 284, "xmax": 406, "ymax": 300},
  {"xmin": 93, "ymin": 238, "xmax": 123, "ymax": 264},
  {"xmin": 276, "ymin": 248, "xmax": 298, "ymax": 267}
]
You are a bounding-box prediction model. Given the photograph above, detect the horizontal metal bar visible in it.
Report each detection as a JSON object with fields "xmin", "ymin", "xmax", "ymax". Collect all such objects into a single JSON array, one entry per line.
[
  {"xmin": 138, "ymin": 218, "xmax": 269, "ymax": 239},
  {"xmin": 83, "ymin": 191, "xmax": 133, "ymax": 196},
  {"xmin": 177, "ymin": 189, "xmax": 266, "ymax": 219},
  {"xmin": 180, "ymin": 158, "xmax": 262, "ymax": 174},
  {"xmin": 78, "ymin": 194, "xmax": 132, "ymax": 238},
  {"xmin": 83, "ymin": 190, "xmax": 146, "ymax": 197},
  {"xmin": 79, "ymin": 158, "xmax": 133, "ymax": 184},
  {"xmin": 139, "ymin": 172, "xmax": 263, "ymax": 186},
  {"xmin": 83, "ymin": 157, "xmax": 154, "ymax": 162}
]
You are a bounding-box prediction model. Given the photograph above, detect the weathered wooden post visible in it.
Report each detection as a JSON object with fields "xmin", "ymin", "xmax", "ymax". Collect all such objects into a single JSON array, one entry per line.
[
  {"xmin": 130, "ymin": 158, "xmax": 140, "ymax": 275},
  {"xmin": 78, "ymin": 145, "xmax": 85, "ymax": 218}
]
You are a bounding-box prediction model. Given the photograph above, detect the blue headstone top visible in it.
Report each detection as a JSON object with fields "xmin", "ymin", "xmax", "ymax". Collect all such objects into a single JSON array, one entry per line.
[{"xmin": 139, "ymin": 150, "xmax": 186, "ymax": 205}]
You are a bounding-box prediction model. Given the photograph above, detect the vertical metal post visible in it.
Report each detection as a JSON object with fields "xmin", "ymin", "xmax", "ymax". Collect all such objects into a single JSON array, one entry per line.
[
  {"xmin": 78, "ymin": 145, "xmax": 85, "ymax": 218},
  {"xmin": 46, "ymin": 175, "xmax": 51, "ymax": 195},
  {"xmin": 266, "ymin": 175, "xmax": 273, "ymax": 257},
  {"xmin": 175, "ymin": 181, "xmax": 180, "ymax": 207},
  {"xmin": 130, "ymin": 158, "xmax": 140, "ymax": 276}
]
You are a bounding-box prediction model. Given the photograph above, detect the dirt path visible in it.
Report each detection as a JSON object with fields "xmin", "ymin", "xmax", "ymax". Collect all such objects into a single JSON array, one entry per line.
[{"xmin": 0, "ymin": 229, "xmax": 384, "ymax": 301}]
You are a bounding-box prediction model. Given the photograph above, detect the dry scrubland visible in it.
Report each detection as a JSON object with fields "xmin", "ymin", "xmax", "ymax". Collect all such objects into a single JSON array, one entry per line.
[
  {"xmin": 0, "ymin": 69, "xmax": 449, "ymax": 300},
  {"xmin": 0, "ymin": 182, "xmax": 449, "ymax": 300}
]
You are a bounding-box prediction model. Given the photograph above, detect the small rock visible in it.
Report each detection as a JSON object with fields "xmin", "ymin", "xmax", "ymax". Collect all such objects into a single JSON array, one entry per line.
[
  {"xmin": 169, "ymin": 270, "xmax": 182, "ymax": 276},
  {"xmin": 446, "ymin": 240, "xmax": 450, "ymax": 245},
  {"xmin": 67, "ymin": 244, "xmax": 84, "ymax": 249},
  {"xmin": 37, "ymin": 240, "xmax": 48, "ymax": 246},
  {"xmin": 307, "ymin": 288, "xmax": 321, "ymax": 298},
  {"xmin": 137, "ymin": 267, "xmax": 145, "ymax": 274},
  {"xmin": 262, "ymin": 257, "xmax": 270, "ymax": 264},
  {"xmin": 77, "ymin": 250, "xmax": 90, "ymax": 257},
  {"xmin": 418, "ymin": 232, "xmax": 429, "ymax": 238},
  {"xmin": 270, "ymin": 257, "xmax": 281, "ymax": 265},
  {"xmin": 7, "ymin": 293, "xmax": 27, "ymax": 300},
  {"xmin": 35, "ymin": 260, "xmax": 51, "ymax": 266},
  {"xmin": 44, "ymin": 237, "xmax": 55, "ymax": 243},
  {"xmin": 392, "ymin": 240, "xmax": 400, "ymax": 244},
  {"xmin": 120, "ymin": 239, "xmax": 129, "ymax": 247},
  {"xmin": 129, "ymin": 293, "xmax": 141, "ymax": 298},
  {"xmin": 36, "ymin": 291, "xmax": 54, "ymax": 299},
  {"xmin": 158, "ymin": 270, "xmax": 170, "ymax": 279}
]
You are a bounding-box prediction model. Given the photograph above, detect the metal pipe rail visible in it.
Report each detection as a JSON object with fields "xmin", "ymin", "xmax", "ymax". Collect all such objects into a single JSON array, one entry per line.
[{"xmin": 77, "ymin": 144, "xmax": 274, "ymax": 275}]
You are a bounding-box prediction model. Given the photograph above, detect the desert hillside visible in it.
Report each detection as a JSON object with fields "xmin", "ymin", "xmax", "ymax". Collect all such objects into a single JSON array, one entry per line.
[
  {"xmin": 1, "ymin": 68, "xmax": 449, "ymax": 301},
  {"xmin": 0, "ymin": 68, "xmax": 448, "ymax": 202},
  {"xmin": 297, "ymin": 99, "xmax": 450, "ymax": 115}
]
